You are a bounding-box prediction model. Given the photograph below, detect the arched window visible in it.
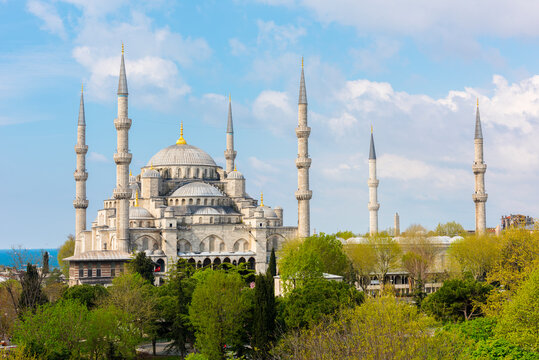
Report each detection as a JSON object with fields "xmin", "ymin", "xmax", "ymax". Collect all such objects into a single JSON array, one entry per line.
[
  {"xmin": 182, "ymin": 199, "xmax": 186, "ymax": 205},
  {"xmin": 196, "ymin": 198, "xmax": 201, "ymax": 205},
  {"xmin": 156, "ymin": 258, "xmax": 165, "ymax": 273},
  {"xmin": 189, "ymin": 198, "xmax": 193, "ymax": 205},
  {"xmin": 142, "ymin": 238, "xmax": 149, "ymax": 251},
  {"xmin": 198, "ymin": 217, "xmax": 203, "ymax": 224}
]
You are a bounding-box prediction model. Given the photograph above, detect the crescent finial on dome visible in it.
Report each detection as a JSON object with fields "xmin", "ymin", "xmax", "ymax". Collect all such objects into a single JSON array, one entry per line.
[{"xmin": 176, "ymin": 121, "xmax": 187, "ymax": 145}]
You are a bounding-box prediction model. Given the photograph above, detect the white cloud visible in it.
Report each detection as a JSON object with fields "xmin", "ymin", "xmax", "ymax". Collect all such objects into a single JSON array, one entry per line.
[
  {"xmin": 249, "ymin": 156, "xmax": 280, "ymax": 173},
  {"xmin": 256, "ymin": 20, "xmax": 306, "ymax": 49},
  {"xmin": 252, "ymin": 90, "xmax": 296, "ymax": 135},
  {"xmin": 350, "ymin": 38, "xmax": 401, "ymax": 73},
  {"xmin": 88, "ymin": 152, "xmax": 109, "ymax": 163},
  {"xmin": 229, "ymin": 38, "xmax": 248, "ymax": 56},
  {"xmin": 27, "ymin": 0, "xmax": 66, "ymax": 39}
]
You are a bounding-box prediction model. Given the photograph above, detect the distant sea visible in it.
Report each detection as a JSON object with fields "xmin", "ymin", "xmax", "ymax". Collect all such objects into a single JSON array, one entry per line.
[{"xmin": 0, "ymin": 249, "xmax": 59, "ymax": 268}]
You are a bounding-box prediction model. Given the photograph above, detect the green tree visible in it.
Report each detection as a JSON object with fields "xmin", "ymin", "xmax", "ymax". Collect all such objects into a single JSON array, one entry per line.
[
  {"xmin": 268, "ymin": 248, "xmax": 277, "ymax": 277},
  {"xmin": 422, "ymin": 278, "xmax": 493, "ymax": 322},
  {"xmin": 18, "ymin": 263, "xmax": 47, "ymax": 312},
  {"xmin": 435, "ymin": 221, "xmax": 466, "ymax": 237},
  {"xmin": 496, "ymin": 266, "xmax": 539, "ymax": 352},
  {"xmin": 189, "ymin": 269, "xmax": 251, "ymax": 360},
  {"xmin": 61, "ymin": 284, "xmax": 108, "ymax": 309},
  {"xmin": 367, "ymin": 233, "xmax": 402, "ymax": 287},
  {"xmin": 13, "ymin": 299, "xmax": 88, "ymax": 359},
  {"xmin": 251, "ymin": 273, "xmax": 276, "ymax": 356},
  {"xmin": 278, "ymin": 234, "xmax": 351, "ymax": 290},
  {"xmin": 84, "ymin": 304, "xmax": 142, "ymax": 360},
  {"xmin": 127, "ymin": 251, "xmax": 155, "ymax": 284},
  {"xmin": 273, "ymin": 296, "xmax": 436, "ymax": 360},
  {"xmin": 344, "ymin": 242, "xmax": 376, "ymax": 292},
  {"xmin": 449, "ymin": 234, "xmax": 499, "ymax": 280},
  {"xmin": 335, "ymin": 231, "xmax": 355, "ymax": 240},
  {"xmin": 280, "ymin": 278, "xmax": 363, "ymax": 330},
  {"xmin": 42, "ymin": 251, "xmax": 49, "ymax": 274},
  {"xmin": 57, "ymin": 236, "xmax": 75, "ymax": 278}
]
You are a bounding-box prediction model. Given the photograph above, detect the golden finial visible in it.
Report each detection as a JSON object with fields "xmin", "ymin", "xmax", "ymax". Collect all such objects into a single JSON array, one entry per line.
[
  {"xmin": 176, "ymin": 121, "xmax": 187, "ymax": 145},
  {"xmin": 150, "ymin": 162, "xmax": 154, "ymax": 170},
  {"xmin": 260, "ymin": 192, "xmax": 264, "ymax": 206},
  {"xmin": 229, "ymin": 93, "xmax": 231, "ymax": 102},
  {"xmin": 81, "ymin": 82, "xmax": 83, "ymax": 93},
  {"xmin": 371, "ymin": 124, "xmax": 373, "ymax": 134},
  {"xmin": 477, "ymin": 97, "xmax": 479, "ymax": 107},
  {"xmin": 122, "ymin": 42, "xmax": 124, "ymax": 54},
  {"xmin": 135, "ymin": 191, "xmax": 139, "ymax": 207},
  {"xmin": 301, "ymin": 57, "xmax": 304, "ymax": 68},
  {"xmin": 234, "ymin": 165, "xmax": 237, "ymax": 172},
  {"xmin": 130, "ymin": 170, "xmax": 132, "ymax": 177}
]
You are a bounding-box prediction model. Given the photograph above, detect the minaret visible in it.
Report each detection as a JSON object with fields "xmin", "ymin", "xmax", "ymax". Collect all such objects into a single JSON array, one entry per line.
[
  {"xmin": 224, "ymin": 94, "xmax": 236, "ymax": 174},
  {"xmin": 368, "ymin": 126, "xmax": 380, "ymax": 235},
  {"xmin": 74, "ymin": 84, "xmax": 89, "ymax": 254},
  {"xmin": 113, "ymin": 44, "xmax": 132, "ymax": 253},
  {"xmin": 295, "ymin": 58, "xmax": 312, "ymax": 238},
  {"xmin": 394, "ymin": 212, "xmax": 400, "ymax": 236},
  {"xmin": 473, "ymin": 99, "xmax": 487, "ymax": 234}
]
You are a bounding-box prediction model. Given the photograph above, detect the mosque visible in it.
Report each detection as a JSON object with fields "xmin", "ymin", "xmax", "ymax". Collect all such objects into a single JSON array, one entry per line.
[{"xmin": 65, "ymin": 49, "xmax": 312, "ymax": 285}]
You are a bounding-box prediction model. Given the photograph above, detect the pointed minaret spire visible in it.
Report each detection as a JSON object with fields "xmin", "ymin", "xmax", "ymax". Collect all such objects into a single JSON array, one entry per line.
[
  {"xmin": 368, "ymin": 126, "xmax": 380, "ymax": 235},
  {"xmin": 224, "ymin": 94, "xmax": 237, "ymax": 174},
  {"xmin": 295, "ymin": 57, "xmax": 312, "ymax": 238},
  {"xmin": 299, "ymin": 57, "xmax": 307, "ymax": 104},
  {"xmin": 118, "ymin": 43, "xmax": 128, "ymax": 96},
  {"xmin": 74, "ymin": 83, "xmax": 89, "ymax": 255},
  {"xmin": 113, "ymin": 45, "xmax": 132, "ymax": 253},
  {"xmin": 473, "ymin": 99, "xmax": 487, "ymax": 234}
]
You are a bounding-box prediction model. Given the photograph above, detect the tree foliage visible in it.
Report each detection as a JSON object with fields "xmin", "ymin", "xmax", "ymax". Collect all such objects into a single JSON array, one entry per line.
[
  {"xmin": 251, "ymin": 273, "xmax": 276, "ymax": 356},
  {"xmin": 278, "ymin": 234, "xmax": 351, "ymax": 289},
  {"xmin": 449, "ymin": 234, "xmax": 500, "ymax": 280},
  {"xmin": 335, "ymin": 231, "xmax": 355, "ymax": 240},
  {"xmin": 435, "ymin": 221, "xmax": 466, "ymax": 237},
  {"xmin": 127, "ymin": 251, "xmax": 155, "ymax": 284},
  {"xmin": 422, "ymin": 278, "xmax": 493, "ymax": 322},
  {"xmin": 344, "ymin": 242, "xmax": 376, "ymax": 292},
  {"xmin": 273, "ymin": 296, "xmax": 437, "ymax": 360},
  {"xmin": 189, "ymin": 269, "xmax": 252, "ymax": 360},
  {"xmin": 366, "ymin": 233, "xmax": 402, "ymax": 286},
  {"xmin": 280, "ymin": 278, "xmax": 363, "ymax": 330},
  {"xmin": 57, "ymin": 236, "xmax": 75, "ymax": 278},
  {"xmin": 61, "ymin": 284, "xmax": 108, "ymax": 309},
  {"xmin": 18, "ymin": 263, "xmax": 47, "ymax": 312},
  {"xmin": 268, "ymin": 248, "xmax": 277, "ymax": 277}
]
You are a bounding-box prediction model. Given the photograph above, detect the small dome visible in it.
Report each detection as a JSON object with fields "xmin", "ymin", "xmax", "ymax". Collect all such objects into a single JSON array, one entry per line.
[
  {"xmin": 172, "ymin": 182, "xmax": 224, "ymax": 197},
  {"xmin": 142, "ymin": 169, "xmax": 160, "ymax": 178},
  {"xmin": 256, "ymin": 205, "xmax": 278, "ymax": 219},
  {"xmin": 129, "ymin": 206, "xmax": 153, "ymax": 219},
  {"xmin": 129, "ymin": 183, "xmax": 140, "ymax": 199},
  {"xmin": 147, "ymin": 144, "xmax": 217, "ymax": 167},
  {"xmin": 165, "ymin": 206, "xmax": 174, "ymax": 212},
  {"xmin": 227, "ymin": 170, "xmax": 244, "ymax": 179},
  {"xmin": 195, "ymin": 207, "xmax": 221, "ymax": 215}
]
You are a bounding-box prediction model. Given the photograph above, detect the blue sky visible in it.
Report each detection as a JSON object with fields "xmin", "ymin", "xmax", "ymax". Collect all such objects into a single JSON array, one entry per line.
[{"xmin": 2, "ymin": 0, "xmax": 539, "ymax": 248}]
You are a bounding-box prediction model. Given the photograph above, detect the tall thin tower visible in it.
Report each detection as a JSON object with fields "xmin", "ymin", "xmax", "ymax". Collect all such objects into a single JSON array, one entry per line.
[
  {"xmin": 296, "ymin": 58, "xmax": 312, "ymax": 238},
  {"xmin": 74, "ymin": 84, "xmax": 88, "ymax": 255},
  {"xmin": 368, "ymin": 127, "xmax": 380, "ymax": 235},
  {"xmin": 224, "ymin": 94, "xmax": 236, "ymax": 174},
  {"xmin": 473, "ymin": 99, "xmax": 487, "ymax": 234},
  {"xmin": 113, "ymin": 45, "xmax": 132, "ymax": 252}
]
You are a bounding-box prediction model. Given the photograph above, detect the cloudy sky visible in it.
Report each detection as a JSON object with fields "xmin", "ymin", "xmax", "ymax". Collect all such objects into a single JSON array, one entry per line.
[{"xmin": 1, "ymin": 0, "xmax": 539, "ymax": 248}]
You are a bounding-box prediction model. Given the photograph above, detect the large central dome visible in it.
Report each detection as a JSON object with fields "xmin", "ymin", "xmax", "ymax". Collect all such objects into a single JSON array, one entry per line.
[{"xmin": 147, "ymin": 144, "xmax": 217, "ymax": 167}]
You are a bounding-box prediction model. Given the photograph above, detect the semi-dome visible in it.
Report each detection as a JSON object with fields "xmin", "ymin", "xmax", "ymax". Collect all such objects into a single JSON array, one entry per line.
[
  {"xmin": 195, "ymin": 207, "xmax": 222, "ymax": 215},
  {"xmin": 227, "ymin": 170, "xmax": 244, "ymax": 179},
  {"xmin": 142, "ymin": 169, "xmax": 160, "ymax": 178},
  {"xmin": 257, "ymin": 205, "xmax": 278, "ymax": 219},
  {"xmin": 172, "ymin": 182, "xmax": 224, "ymax": 197},
  {"xmin": 129, "ymin": 206, "xmax": 153, "ymax": 219},
  {"xmin": 147, "ymin": 144, "xmax": 217, "ymax": 167}
]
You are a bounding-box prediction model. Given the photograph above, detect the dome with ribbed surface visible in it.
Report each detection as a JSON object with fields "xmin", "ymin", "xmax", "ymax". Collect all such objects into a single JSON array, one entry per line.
[
  {"xmin": 129, "ymin": 206, "xmax": 153, "ymax": 219},
  {"xmin": 257, "ymin": 205, "xmax": 278, "ymax": 219},
  {"xmin": 172, "ymin": 182, "xmax": 223, "ymax": 197},
  {"xmin": 147, "ymin": 144, "xmax": 217, "ymax": 167},
  {"xmin": 227, "ymin": 170, "xmax": 244, "ymax": 179}
]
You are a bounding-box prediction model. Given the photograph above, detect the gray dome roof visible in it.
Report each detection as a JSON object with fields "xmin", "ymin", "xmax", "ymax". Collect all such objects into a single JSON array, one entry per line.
[
  {"xmin": 147, "ymin": 144, "xmax": 217, "ymax": 167},
  {"xmin": 129, "ymin": 206, "xmax": 153, "ymax": 219},
  {"xmin": 227, "ymin": 170, "xmax": 244, "ymax": 179},
  {"xmin": 257, "ymin": 205, "xmax": 278, "ymax": 219},
  {"xmin": 142, "ymin": 169, "xmax": 160, "ymax": 178},
  {"xmin": 195, "ymin": 207, "xmax": 222, "ymax": 215},
  {"xmin": 172, "ymin": 182, "xmax": 224, "ymax": 197},
  {"xmin": 129, "ymin": 183, "xmax": 140, "ymax": 199}
]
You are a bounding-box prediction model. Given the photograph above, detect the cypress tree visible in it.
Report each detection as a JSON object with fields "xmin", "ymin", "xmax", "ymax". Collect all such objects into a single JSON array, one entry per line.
[
  {"xmin": 42, "ymin": 251, "xmax": 49, "ymax": 274},
  {"xmin": 268, "ymin": 248, "xmax": 277, "ymax": 277},
  {"xmin": 19, "ymin": 263, "xmax": 47, "ymax": 312},
  {"xmin": 252, "ymin": 273, "xmax": 276, "ymax": 358}
]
